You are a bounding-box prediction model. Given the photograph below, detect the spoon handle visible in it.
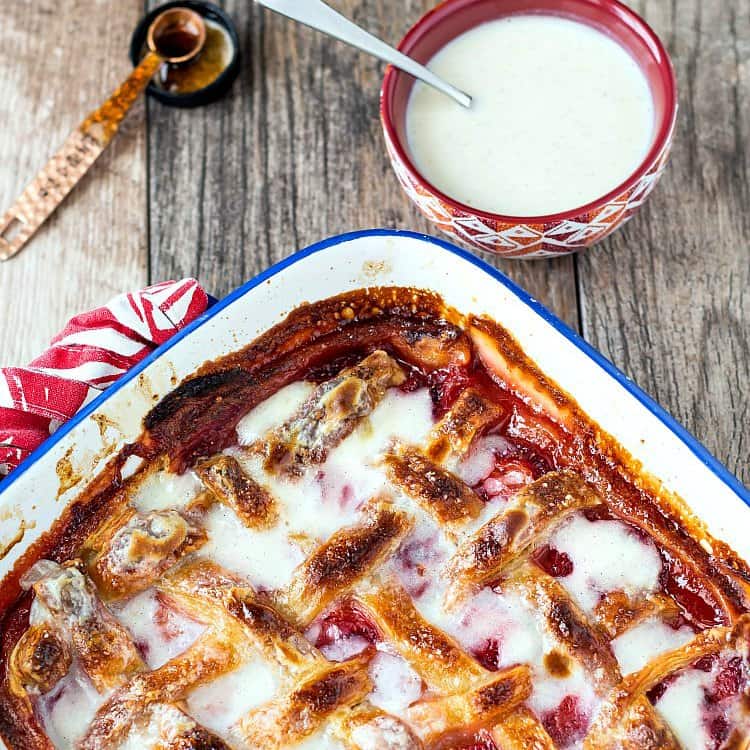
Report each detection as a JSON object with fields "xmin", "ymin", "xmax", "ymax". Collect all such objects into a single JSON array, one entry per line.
[
  {"xmin": 0, "ymin": 51, "xmax": 162, "ymax": 262},
  {"xmin": 255, "ymin": 0, "xmax": 471, "ymax": 108}
]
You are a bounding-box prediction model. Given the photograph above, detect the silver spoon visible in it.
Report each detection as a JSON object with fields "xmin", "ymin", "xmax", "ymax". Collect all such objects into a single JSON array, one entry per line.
[{"xmin": 255, "ymin": 0, "xmax": 472, "ymax": 108}]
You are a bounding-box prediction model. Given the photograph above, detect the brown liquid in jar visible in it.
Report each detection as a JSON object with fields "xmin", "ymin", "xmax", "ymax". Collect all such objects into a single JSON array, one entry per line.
[{"xmin": 146, "ymin": 19, "xmax": 233, "ymax": 95}]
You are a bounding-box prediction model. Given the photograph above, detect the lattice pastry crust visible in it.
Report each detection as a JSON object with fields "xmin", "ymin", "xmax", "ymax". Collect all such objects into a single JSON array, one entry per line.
[{"xmin": 1, "ymin": 287, "xmax": 748, "ymax": 750}]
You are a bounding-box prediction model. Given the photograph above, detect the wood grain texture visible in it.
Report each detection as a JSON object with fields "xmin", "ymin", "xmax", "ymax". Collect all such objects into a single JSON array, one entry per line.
[
  {"xmin": 0, "ymin": 0, "xmax": 147, "ymax": 364},
  {"xmin": 0, "ymin": 1, "xmax": 745, "ymax": 487},
  {"xmin": 146, "ymin": 0, "xmax": 579, "ymax": 329},
  {"xmin": 577, "ymin": 0, "xmax": 749, "ymax": 484}
]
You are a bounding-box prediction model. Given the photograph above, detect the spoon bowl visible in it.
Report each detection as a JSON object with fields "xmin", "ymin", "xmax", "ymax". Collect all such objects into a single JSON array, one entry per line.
[{"xmin": 148, "ymin": 7, "xmax": 206, "ymax": 63}]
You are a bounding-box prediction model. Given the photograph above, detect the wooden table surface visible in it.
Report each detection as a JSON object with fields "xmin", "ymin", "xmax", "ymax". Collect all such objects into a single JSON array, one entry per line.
[{"xmin": 0, "ymin": 1, "xmax": 747, "ymax": 486}]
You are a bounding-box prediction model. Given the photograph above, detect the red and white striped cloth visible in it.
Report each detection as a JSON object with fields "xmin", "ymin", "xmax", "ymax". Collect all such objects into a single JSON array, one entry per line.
[{"xmin": 0, "ymin": 279, "xmax": 208, "ymax": 477}]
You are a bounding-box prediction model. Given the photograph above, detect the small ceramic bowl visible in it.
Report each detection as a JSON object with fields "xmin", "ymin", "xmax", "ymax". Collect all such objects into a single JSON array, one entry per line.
[{"xmin": 380, "ymin": 0, "xmax": 678, "ymax": 258}]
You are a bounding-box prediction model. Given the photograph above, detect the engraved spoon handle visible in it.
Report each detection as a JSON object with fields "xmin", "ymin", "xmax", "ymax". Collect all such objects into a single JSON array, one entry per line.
[
  {"xmin": 0, "ymin": 51, "xmax": 162, "ymax": 262},
  {"xmin": 255, "ymin": 0, "xmax": 472, "ymax": 108}
]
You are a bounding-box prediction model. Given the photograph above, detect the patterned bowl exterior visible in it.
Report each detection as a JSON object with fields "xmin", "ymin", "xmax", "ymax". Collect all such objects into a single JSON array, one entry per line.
[
  {"xmin": 383, "ymin": 118, "xmax": 674, "ymax": 259},
  {"xmin": 380, "ymin": 0, "xmax": 678, "ymax": 260}
]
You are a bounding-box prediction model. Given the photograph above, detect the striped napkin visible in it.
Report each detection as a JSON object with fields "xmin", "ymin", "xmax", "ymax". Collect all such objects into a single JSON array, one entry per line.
[{"xmin": 0, "ymin": 279, "xmax": 209, "ymax": 477}]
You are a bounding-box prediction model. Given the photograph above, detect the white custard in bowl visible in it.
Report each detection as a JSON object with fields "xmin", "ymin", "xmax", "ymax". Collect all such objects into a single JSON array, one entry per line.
[{"xmin": 405, "ymin": 14, "xmax": 656, "ymax": 217}]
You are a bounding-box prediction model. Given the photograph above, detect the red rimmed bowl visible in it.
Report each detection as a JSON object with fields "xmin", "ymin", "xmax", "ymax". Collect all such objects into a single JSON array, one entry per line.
[{"xmin": 380, "ymin": 0, "xmax": 678, "ymax": 258}]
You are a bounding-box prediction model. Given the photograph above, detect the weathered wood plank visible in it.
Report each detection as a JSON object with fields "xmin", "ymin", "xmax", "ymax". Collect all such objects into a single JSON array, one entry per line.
[
  {"xmin": 0, "ymin": 0, "xmax": 147, "ymax": 364},
  {"xmin": 147, "ymin": 0, "xmax": 579, "ymax": 329},
  {"xmin": 577, "ymin": 0, "xmax": 749, "ymax": 485},
  {"xmin": 13, "ymin": 0, "xmax": 739, "ymax": 488}
]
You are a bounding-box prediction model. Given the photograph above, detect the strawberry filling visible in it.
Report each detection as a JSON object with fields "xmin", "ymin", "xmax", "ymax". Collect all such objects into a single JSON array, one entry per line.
[
  {"xmin": 706, "ymin": 656, "xmax": 744, "ymax": 703},
  {"xmin": 652, "ymin": 651, "xmax": 749, "ymax": 749},
  {"xmin": 153, "ymin": 594, "xmax": 189, "ymax": 641},
  {"xmin": 398, "ymin": 361, "xmax": 473, "ymax": 416},
  {"xmin": 401, "ymin": 360, "xmax": 554, "ymax": 502},
  {"xmin": 532, "ymin": 545, "xmax": 574, "ymax": 578},
  {"xmin": 472, "ymin": 637, "xmax": 503, "ymax": 672},
  {"xmin": 429, "ymin": 364, "xmax": 472, "ymax": 416},
  {"xmin": 459, "ymin": 434, "xmax": 552, "ymax": 503},
  {"xmin": 478, "ymin": 459, "xmax": 539, "ymax": 502},
  {"xmin": 658, "ymin": 550, "xmax": 727, "ymax": 629},
  {"xmin": 703, "ymin": 653, "xmax": 748, "ymax": 748},
  {"xmin": 709, "ymin": 716, "xmax": 730, "ymax": 749},
  {"xmin": 541, "ymin": 695, "xmax": 589, "ymax": 747},
  {"xmin": 312, "ymin": 599, "xmax": 381, "ymax": 654}
]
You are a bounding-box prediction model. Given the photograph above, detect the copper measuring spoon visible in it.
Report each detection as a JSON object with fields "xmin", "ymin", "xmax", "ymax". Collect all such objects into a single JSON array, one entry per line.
[{"xmin": 0, "ymin": 7, "xmax": 206, "ymax": 261}]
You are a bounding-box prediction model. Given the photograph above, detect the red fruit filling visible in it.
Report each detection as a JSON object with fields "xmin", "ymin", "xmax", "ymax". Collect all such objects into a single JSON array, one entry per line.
[
  {"xmin": 659, "ymin": 550, "xmax": 727, "ymax": 629},
  {"xmin": 468, "ymin": 436, "xmax": 552, "ymax": 503},
  {"xmin": 427, "ymin": 364, "xmax": 472, "ymax": 416},
  {"xmin": 582, "ymin": 503, "xmax": 616, "ymax": 522},
  {"xmin": 708, "ymin": 716, "xmax": 730, "ymax": 750},
  {"xmin": 314, "ymin": 600, "xmax": 381, "ymax": 650},
  {"xmin": 395, "ymin": 530, "xmax": 445, "ymax": 599},
  {"xmin": 541, "ymin": 695, "xmax": 589, "ymax": 747},
  {"xmin": 533, "ymin": 545, "xmax": 574, "ymax": 578},
  {"xmin": 651, "ymin": 653, "xmax": 747, "ymax": 747},
  {"xmin": 479, "ymin": 461, "xmax": 538, "ymax": 502},
  {"xmin": 398, "ymin": 360, "xmax": 429, "ymax": 393},
  {"xmin": 646, "ymin": 680, "xmax": 668, "ymax": 704},
  {"xmin": 694, "ymin": 654, "xmax": 718, "ymax": 672},
  {"xmin": 472, "ymin": 638, "xmax": 503, "ymax": 672},
  {"xmin": 706, "ymin": 656, "xmax": 744, "ymax": 704}
]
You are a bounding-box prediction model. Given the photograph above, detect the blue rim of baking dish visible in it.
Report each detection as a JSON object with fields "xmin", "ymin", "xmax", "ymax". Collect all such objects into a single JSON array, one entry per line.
[{"xmin": 1, "ymin": 229, "xmax": 748, "ymax": 506}]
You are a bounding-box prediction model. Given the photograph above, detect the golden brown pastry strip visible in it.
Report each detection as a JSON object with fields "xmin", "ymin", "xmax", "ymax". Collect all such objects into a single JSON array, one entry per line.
[
  {"xmin": 584, "ymin": 616, "xmax": 750, "ymax": 749},
  {"xmin": 508, "ymin": 564, "xmax": 620, "ymax": 689},
  {"xmin": 384, "ymin": 448, "xmax": 484, "ymax": 527},
  {"xmin": 446, "ymin": 471, "xmax": 600, "ymax": 600},
  {"xmin": 491, "ymin": 708, "xmax": 557, "ymax": 750},
  {"xmin": 607, "ymin": 699, "xmax": 682, "ymax": 750},
  {"xmin": 20, "ymin": 560, "xmax": 143, "ymax": 692},
  {"xmin": 8, "ymin": 624, "xmax": 71, "ymax": 699},
  {"xmin": 79, "ymin": 627, "xmax": 242, "ymax": 750},
  {"xmin": 333, "ymin": 704, "xmax": 424, "ymax": 750},
  {"xmin": 425, "ymin": 388, "xmax": 504, "ymax": 466},
  {"xmin": 231, "ymin": 653, "xmax": 373, "ymax": 749},
  {"xmin": 357, "ymin": 579, "xmax": 486, "ymax": 694},
  {"xmin": 16, "ymin": 559, "xmax": 243, "ymax": 750},
  {"xmin": 195, "ymin": 454, "xmax": 277, "ymax": 529},
  {"xmin": 406, "ymin": 664, "xmax": 532, "ymax": 745},
  {"xmin": 507, "ymin": 564, "xmax": 679, "ymax": 746},
  {"xmin": 264, "ymin": 350, "xmax": 406, "ymax": 476},
  {"xmin": 593, "ymin": 590, "xmax": 681, "ymax": 640},
  {"xmin": 123, "ymin": 703, "xmax": 232, "ymax": 750},
  {"xmin": 85, "ymin": 507, "xmax": 207, "ymax": 599},
  {"xmin": 159, "ymin": 558, "xmax": 324, "ymax": 673},
  {"xmin": 275, "ymin": 501, "xmax": 413, "ymax": 627}
]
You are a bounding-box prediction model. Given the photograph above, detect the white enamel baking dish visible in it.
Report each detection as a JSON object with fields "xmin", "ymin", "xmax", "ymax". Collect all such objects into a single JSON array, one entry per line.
[{"xmin": 0, "ymin": 231, "xmax": 747, "ymax": 744}]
